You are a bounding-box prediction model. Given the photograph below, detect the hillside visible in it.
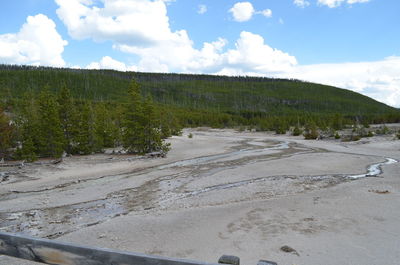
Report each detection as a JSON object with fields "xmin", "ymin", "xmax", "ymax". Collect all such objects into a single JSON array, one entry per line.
[{"xmin": 1, "ymin": 65, "xmax": 399, "ymax": 128}]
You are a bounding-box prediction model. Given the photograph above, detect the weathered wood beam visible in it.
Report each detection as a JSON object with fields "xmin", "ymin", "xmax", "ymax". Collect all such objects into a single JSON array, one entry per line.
[{"xmin": 0, "ymin": 232, "xmax": 219, "ymax": 265}]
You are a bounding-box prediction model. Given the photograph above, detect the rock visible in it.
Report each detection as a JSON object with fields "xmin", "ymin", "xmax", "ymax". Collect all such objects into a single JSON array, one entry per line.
[
  {"xmin": 218, "ymin": 255, "xmax": 240, "ymax": 265},
  {"xmin": 280, "ymin": 245, "xmax": 299, "ymax": 256}
]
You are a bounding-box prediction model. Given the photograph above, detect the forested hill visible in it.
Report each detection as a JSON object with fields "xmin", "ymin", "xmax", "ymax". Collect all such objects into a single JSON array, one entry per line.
[{"xmin": 1, "ymin": 64, "xmax": 399, "ymax": 127}]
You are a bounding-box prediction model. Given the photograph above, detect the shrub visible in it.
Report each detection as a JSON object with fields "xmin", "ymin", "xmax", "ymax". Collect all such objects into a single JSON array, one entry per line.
[
  {"xmin": 303, "ymin": 123, "xmax": 319, "ymax": 140},
  {"xmin": 334, "ymin": 132, "xmax": 341, "ymax": 139},
  {"xmin": 292, "ymin": 125, "xmax": 302, "ymax": 136},
  {"xmin": 188, "ymin": 133, "xmax": 193, "ymax": 138}
]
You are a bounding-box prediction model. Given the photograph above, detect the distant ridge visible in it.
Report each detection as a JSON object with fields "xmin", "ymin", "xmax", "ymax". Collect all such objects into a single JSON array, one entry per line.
[{"xmin": 1, "ymin": 64, "xmax": 399, "ymax": 127}]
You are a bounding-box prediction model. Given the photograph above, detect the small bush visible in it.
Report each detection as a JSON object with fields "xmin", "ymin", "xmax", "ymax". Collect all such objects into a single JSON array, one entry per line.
[
  {"xmin": 188, "ymin": 133, "xmax": 193, "ymax": 138},
  {"xmin": 377, "ymin": 125, "xmax": 390, "ymax": 135},
  {"xmin": 303, "ymin": 123, "xmax": 319, "ymax": 140},
  {"xmin": 292, "ymin": 126, "xmax": 302, "ymax": 136},
  {"xmin": 334, "ymin": 132, "xmax": 341, "ymax": 139}
]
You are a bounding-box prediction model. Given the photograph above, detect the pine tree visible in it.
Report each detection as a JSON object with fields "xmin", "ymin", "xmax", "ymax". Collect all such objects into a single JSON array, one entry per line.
[
  {"xmin": 37, "ymin": 87, "xmax": 65, "ymax": 158},
  {"xmin": 18, "ymin": 135, "xmax": 37, "ymax": 162},
  {"xmin": 303, "ymin": 121, "xmax": 319, "ymax": 140},
  {"xmin": 122, "ymin": 80, "xmax": 170, "ymax": 154},
  {"xmin": 122, "ymin": 80, "xmax": 146, "ymax": 154},
  {"xmin": 0, "ymin": 108, "xmax": 13, "ymax": 160},
  {"xmin": 15, "ymin": 92, "xmax": 41, "ymax": 161},
  {"xmin": 292, "ymin": 125, "xmax": 302, "ymax": 136},
  {"xmin": 75, "ymin": 102, "xmax": 99, "ymax": 154},
  {"xmin": 142, "ymin": 95, "xmax": 168, "ymax": 153},
  {"xmin": 94, "ymin": 102, "xmax": 117, "ymax": 148},
  {"xmin": 57, "ymin": 83, "xmax": 79, "ymax": 154}
]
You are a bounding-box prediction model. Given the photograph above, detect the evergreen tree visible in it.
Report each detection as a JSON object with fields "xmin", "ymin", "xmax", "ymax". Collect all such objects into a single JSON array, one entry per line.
[
  {"xmin": 0, "ymin": 108, "xmax": 13, "ymax": 160},
  {"xmin": 94, "ymin": 102, "xmax": 117, "ymax": 148},
  {"xmin": 15, "ymin": 92, "xmax": 41, "ymax": 161},
  {"xmin": 292, "ymin": 125, "xmax": 302, "ymax": 136},
  {"xmin": 57, "ymin": 83, "xmax": 79, "ymax": 154},
  {"xmin": 17, "ymin": 135, "xmax": 37, "ymax": 162},
  {"xmin": 37, "ymin": 86, "xmax": 65, "ymax": 158},
  {"xmin": 331, "ymin": 113, "xmax": 343, "ymax": 130},
  {"xmin": 304, "ymin": 122, "xmax": 319, "ymax": 140},
  {"xmin": 75, "ymin": 102, "xmax": 99, "ymax": 154},
  {"xmin": 142, "ymin": 95, "xmax": 169, "ymax": 153},
  {"xmin": 122, "ymin": 80, "xmax": 145, "ymax": 154},
  {"xmin": 122, "ymin": 80, "xmax": 169, "ymax": 154}
]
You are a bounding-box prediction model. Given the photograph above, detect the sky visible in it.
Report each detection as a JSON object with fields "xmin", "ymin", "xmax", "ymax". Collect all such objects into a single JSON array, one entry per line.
[{"xmin": 0, "ymin": 0, "xmax": 399, "ymax": 107}]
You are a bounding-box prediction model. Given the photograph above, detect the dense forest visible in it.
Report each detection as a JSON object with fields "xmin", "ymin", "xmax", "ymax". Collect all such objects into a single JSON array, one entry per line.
[{"xmin": 1, "ymin": 64, "xmax": 399, "ymax": 161}]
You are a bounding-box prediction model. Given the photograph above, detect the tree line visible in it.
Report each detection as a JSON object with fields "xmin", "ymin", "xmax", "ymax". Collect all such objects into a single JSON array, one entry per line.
[{"xmin": 0, "ymin": 80, "xmax": 177, "ymax": 161}]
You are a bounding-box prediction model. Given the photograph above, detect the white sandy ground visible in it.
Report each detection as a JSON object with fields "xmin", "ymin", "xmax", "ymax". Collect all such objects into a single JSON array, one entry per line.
[{"xmin": 1, "ymin": 128, "xmax": 400, "ymax": 265}]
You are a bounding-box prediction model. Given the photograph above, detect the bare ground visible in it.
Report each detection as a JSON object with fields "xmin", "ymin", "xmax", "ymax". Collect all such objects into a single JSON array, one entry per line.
[{"xmin": 1, "ymin": 128, "xmax": 399, "ymax": 265}]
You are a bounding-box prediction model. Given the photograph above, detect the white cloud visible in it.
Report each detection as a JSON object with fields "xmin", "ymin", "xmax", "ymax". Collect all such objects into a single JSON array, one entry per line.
[
  {"xmin": 117, "ymin": 31, "xmax": 297, "ymax": 75},
  {"xmin": 347, "ymin": 0, "xmax": 370, "ymax": 4},
  {"xmin": 294, "ymin": 0, "xmax": 310, "ymax": 8},
  {"xmin": 54, "ymin": 0, "xmax": 398, "ymax": 107},
  {"xmin": 259, "ymin": 9, "xmax": 272, "ymax": 18},
  {"xmin": 281, "ymin": 56, "xmax": 400, "ymax": 107},
  {"xmin": 0, "ymin": 14, "xmax": 67, "ymax": 66},
  {"xmin": 198, "ymin": 4, "xmax": 207, "ymax": 15},
  {"xmin": 55, "ymin": 0, "xmax": 177, "ymax": 46},
  {"xmin": 317, "ymin": 0, "xmax": 345, "ymax": 8},
  {"xmin": 223, "ymin": 32, "xmax": 297, "ymax": 74},
  {"xmin": 229, "ymin": 2, "xmax": 255, "ymax": 22},
  {"xmin": 86, "ymin": 56, "xmax": 137, "ymax": 72},
  {"xmin": 318, "ymin": 0, "xmax": 370, "ymax": 8},
  {"xmin": 229, "ymin": 2, "xmax": 273, "ymax": 22}
]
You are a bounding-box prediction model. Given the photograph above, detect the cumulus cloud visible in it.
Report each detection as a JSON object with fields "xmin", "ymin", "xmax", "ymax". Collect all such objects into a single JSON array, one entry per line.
[
  {"xmin": 229, "ymin": 2, "xmax": 272, "ymax": 22},
  {"xmin": 294, "ymin": 0, "xmax": 310, "ymax": 8},
  {"xmin": 86, "ymin": 56, "xmax": 137, "ymax": 72},
  {"xmin": 54, "ymin": 0, "xmax": 398, "ymax": 107},
  {"xmin": 229, "ymin": 2, "xmax": 255, "ymax": 22},
  {"xmin": 197, "ymin": 4, "xmax": 207, "ymax": 15},
  {"xmin": 280, "ymin": 56, "xmax": 400, "ymax": 107},
  {"xmin": 318, "ymin": 0, "xmax": 370, "ymax": 8},
  {"xmin": 0, "ymin": 14, "xmax": 67, "ymax": 66},
  {"xmin": 258, "ymin": 9, "xmax": 272, "ymax": 18},
  {"xmin": 222, "ymin": 32, "xmax": 297, "ymax": 74},
  {"xmin": 55, "ymin": 0, "xmax": 178, "ymax": 46}
]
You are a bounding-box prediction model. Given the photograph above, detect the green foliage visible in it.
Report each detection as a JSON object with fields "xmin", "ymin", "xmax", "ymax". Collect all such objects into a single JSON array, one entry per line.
[
  {"xmin": 122, "ymin": 80, "xmax": 169, "ymax": 154},
  {"xmin": 188, "ymin": 133, "xmax": 193, "ymax": 138},
  {"xmin": 57, "ymin": 83, "xmax": 79, "ymax": 154},
  {"xmin": 0, "ymin": 108, "xmax": 13, "ymax": 159},
  {"xmin": 94, "ymin": 102, "xmax": 119, "ymax": 148},
  {"xmin": 334, "ymin": 131, "xmax": 341, "ymax": 139},
  {"xmin": 2, "ymin": 65, "xmax": 400, "ymax": 160},
  {"xmin": 396, "ymin": 131, "xmax": 400, "ymax": 140},
  {"xmin": 273, "ymin": 118, "xmax": 288, "ymax": 134},
  {"xmin": 16, "ymin": 135, "xmax": 37, "ymax": 162},
  {"xmin": 37, "ymin": 87, "xmax": 65, "ymax": 158},
  {"xmin": 303, "ymin": 122, "xmax": 319, "ymax": 140},
  {"xmin": 292, "ymin": 125, "xmax": 302, "ymax": 136},
  {"xmin": 376, "ymin": 125, "xmax": 390, "ymax": 135},
  {"xmin": 1, "ymin": 65, "xmax": 400, "ymax": 131},
  {"xmin": 74, "ymin": 102, "xmax": 100, "ymax": 154},
  {"xmin": 331, "ymin": 113, "xmax": 344, "ymax": 130}
]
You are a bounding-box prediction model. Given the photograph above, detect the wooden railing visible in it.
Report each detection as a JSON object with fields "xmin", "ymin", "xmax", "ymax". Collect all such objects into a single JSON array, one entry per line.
[{"xmin": 0, "ymin": 232, "xmax": 277, "ymax": 265}]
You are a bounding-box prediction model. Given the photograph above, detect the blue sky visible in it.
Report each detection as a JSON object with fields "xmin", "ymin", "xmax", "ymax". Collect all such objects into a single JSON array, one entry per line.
[{"xmin": 0, "ymin": 0, "xmax": 399, "ymax": 106}]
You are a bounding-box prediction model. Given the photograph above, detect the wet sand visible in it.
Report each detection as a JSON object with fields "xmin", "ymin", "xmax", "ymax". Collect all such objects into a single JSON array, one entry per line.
[{"xmin": 1, "ymin": 128, "xmax": 399, "ymax": 265}]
